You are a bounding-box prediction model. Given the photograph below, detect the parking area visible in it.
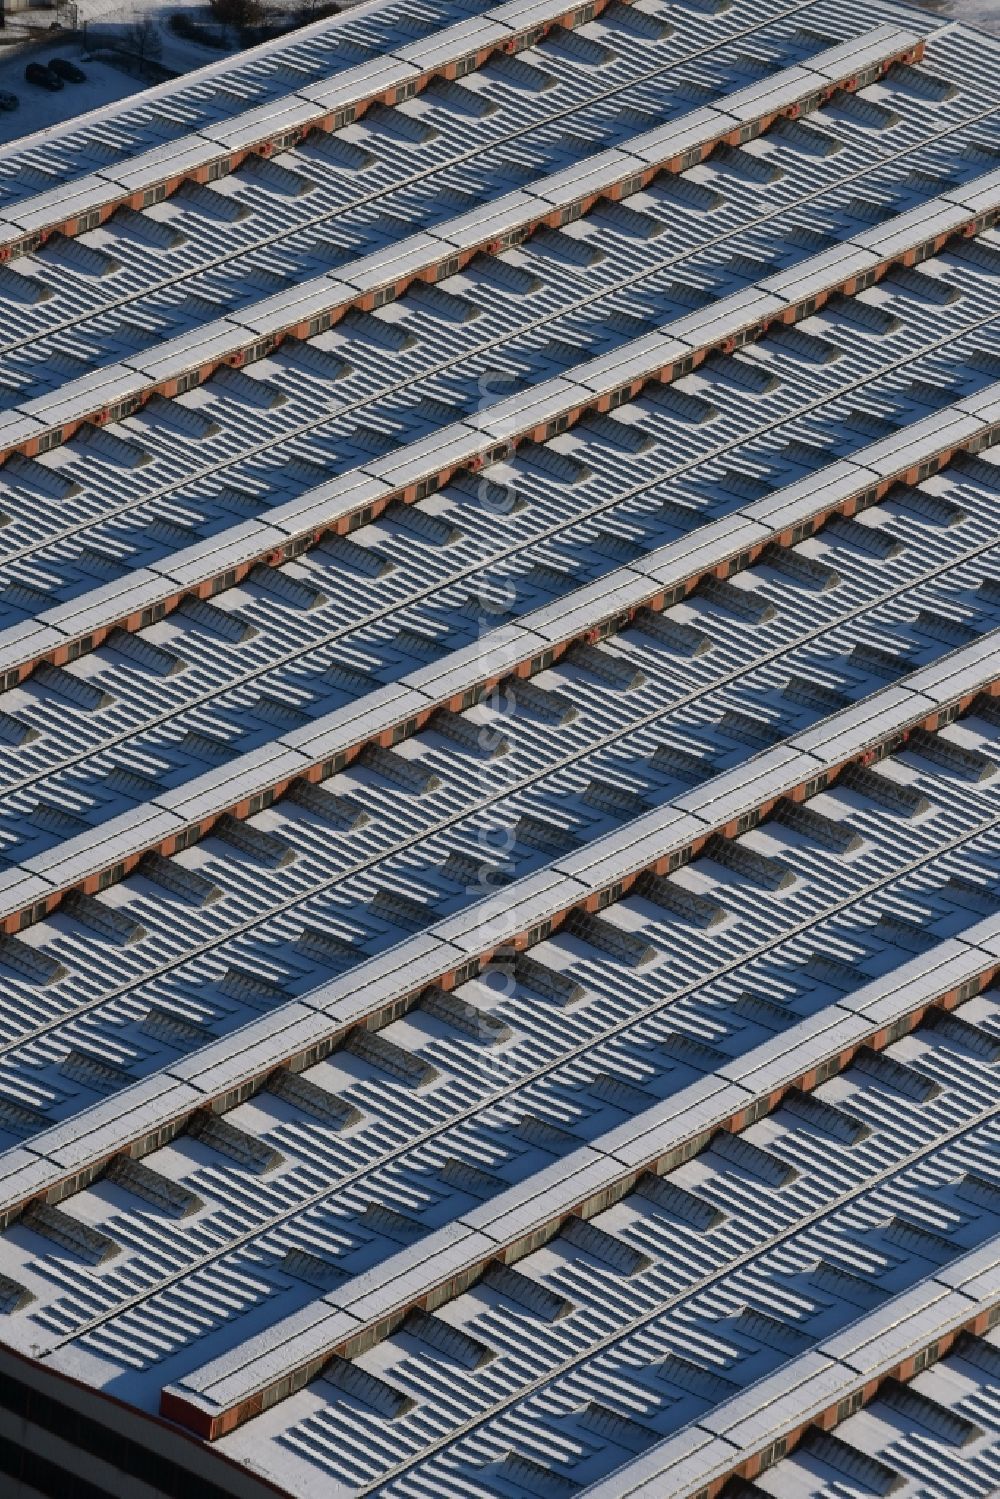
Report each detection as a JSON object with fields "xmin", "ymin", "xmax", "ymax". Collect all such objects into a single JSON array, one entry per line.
[{"xmin": 0, "ymin": 42, "xmax": 139, "ymax": 145}]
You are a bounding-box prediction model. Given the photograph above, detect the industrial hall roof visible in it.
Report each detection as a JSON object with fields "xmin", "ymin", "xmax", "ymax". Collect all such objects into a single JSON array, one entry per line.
[{"xmin": 0, "ymin": 0, "xmax": 999, "ymax": 1496}]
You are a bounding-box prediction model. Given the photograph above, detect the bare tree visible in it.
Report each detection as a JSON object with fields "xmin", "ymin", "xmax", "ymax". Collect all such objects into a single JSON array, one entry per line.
[
  {"xmin": 120, "ymin": 12, "xmax": 162, "ymax": 64},
  {"xmin": 208, "ymin": 0, "xmax": 263, "ymax": 29},
  {"xmin": 296, "ymin": 0, "xmax": 340, "ymax": 19}
]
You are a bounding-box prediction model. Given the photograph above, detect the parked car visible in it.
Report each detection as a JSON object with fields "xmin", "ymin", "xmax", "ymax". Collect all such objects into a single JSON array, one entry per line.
[
  {"xmin": 0, "ymin": 91, "xmax": 18, "ymax": 111},
  {"xmin": 24, "ymin": 62, "xmax": 63, "ymax": 91},
  {"xmin": 49, "ymin": 57, "xmax": 86, "ymax": 83}
]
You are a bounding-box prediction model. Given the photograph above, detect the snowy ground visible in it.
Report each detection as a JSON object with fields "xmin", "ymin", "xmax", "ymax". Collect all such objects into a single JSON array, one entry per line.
[
  {"xmin": 0, "ymin": 42, "xmax": 139, "ymax": 144},
  {"xmin": 0, "ymin": 0, "xmax": 233, "ymax": 144},
  {"xmin": 0, "ymin": 0, "xmax": 273, "ymax": 147},
  {"xmin": 75, "ymin": 0, "xmax": 251, "ymax": 74}
]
